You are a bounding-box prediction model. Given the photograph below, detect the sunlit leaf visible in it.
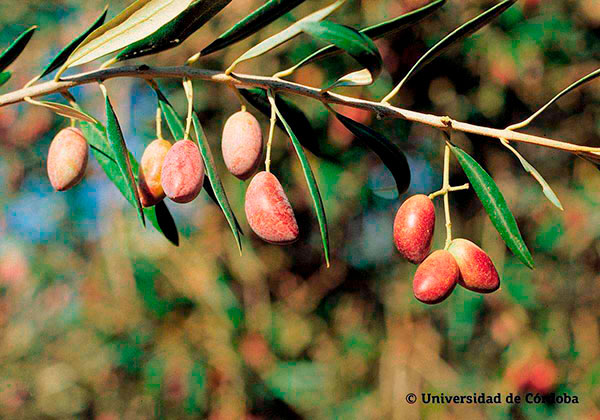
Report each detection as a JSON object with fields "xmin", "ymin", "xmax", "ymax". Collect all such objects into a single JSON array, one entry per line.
[
  {"xmin": 64, "ymin": 0, "xmax": 194, "ymax": 68},
  {"xmin": 191, "ymin": 111, "xmax": 243, "ymax": 254},
  {"xmin": 102, "ymin": 87, "xmax": 145, "ymax": 227},
  {"xmin": 40, "ymin": 7, "xmax": 108, "ymax": 78},
  {"xmin": 79, "ymin": 119, "xmax": 179, "ymax": 245},
  {"xmin": 0, "ymin": 26, "xmax": 37, "ymax": 72},
  {"xmin": 449, "ymin": 144, "xmax": 533, "ymax": 269},
  {"xmin": 299, "ymin": 20, "xmax": 382, "ymax": 89},
  {"xmin": 331, "ymin": 109, "xmax": 410, "ymax": 194},
  {"xmin": 227, "ymin": 0, "xmax": 345, "ymax": 71},
  {"xmin": 0, "ymin": 71, "xmax": 11, "ymax": 87},
  {"xmin": 268, "ymin": 91, "xmax": 330, "ymax": 267},
  {"xmin": 116, "ymin": 0, "xmax": 231, "ymax": 61},
  {"xmin": 201, "ymin": 0, "xmax": 306, "ymax": 56},
  {"xmin": 280, "ymin": 0, "xmax": 446, "ymax": 75},
  {"xmin": 31, "ymin": 100, "xmax": 98, "ymax": 123}
]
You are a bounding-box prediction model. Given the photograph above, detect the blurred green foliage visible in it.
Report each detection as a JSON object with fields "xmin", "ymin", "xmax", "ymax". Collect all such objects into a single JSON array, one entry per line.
[{"xmin": 0, "ymin": 0, "xmax": 600, "ymax": 418}]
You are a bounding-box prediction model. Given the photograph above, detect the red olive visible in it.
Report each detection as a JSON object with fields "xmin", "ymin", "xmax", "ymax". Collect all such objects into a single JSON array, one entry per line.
[
  {"xmin": 138, "ymin": 139, "xmax": 171, "ymax": 207},
  {"xmin": 161, "ymin": 140, "xmax": 205, "ymax": 204},
  {"xmin": 448, "ymin": 238, "xmax": 500, "ymax": 293},
  {"xmin": 47, "ymin": 127, "xmax": 88, "ymax": 191},
  {"xmin": 413, "ymin": 250, "xmax": 459, "ymax": 304},
  {"xmin": 222, "ymin": 111, "xmax": 263, "ymax": 180},
  {"xmin": 394, "ymin": 194, "xmax": 435, "ymax": 264}
]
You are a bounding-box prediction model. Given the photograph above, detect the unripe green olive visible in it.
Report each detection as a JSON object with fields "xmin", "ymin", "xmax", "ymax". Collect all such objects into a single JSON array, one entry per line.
[
  {"xmin": 47, "ymin": 127, "xmax": 89, "ymax": 191},
  {"xmin": 245, "ymin": 171, "xmax": 299, "ymax": 245}
]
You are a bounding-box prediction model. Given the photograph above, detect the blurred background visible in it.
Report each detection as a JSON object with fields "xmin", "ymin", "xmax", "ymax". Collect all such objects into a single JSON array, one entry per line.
[{"xmin": 0, "ymin": 0, "xmax": 599, "ymax": 418}]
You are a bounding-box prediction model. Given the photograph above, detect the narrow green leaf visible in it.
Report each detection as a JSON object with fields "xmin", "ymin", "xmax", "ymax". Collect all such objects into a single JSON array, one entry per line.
[
  {"xmin": 331, "ymin": 110, "xmax": 410, "ymax": 194},
  {"xmin": 149, "ymin": 83, "xmax": 243, "ymax": 233},
  {"xmin": 395, "ymin": 0, "xmax": 515, "ymax": 90},
  {"xmin": 116, "ymin": 0, "xmax": 231, "ymax": 61},
  {"xmin": 0, "ymin": 26, "xmax": 37, "ymax": 72},
  {"xmin": 39, "ymin": 7, "xmax": 108, "ymax": 78},
  {"xmin": 102, "ymin": 89, "xmax": 145, "ymax": 227},
  {"xmin": 64, "ymin": 0, "xmax": 195, "ymax": 68},
  {"xmin": 0, "ymin": 71, "xmax": 11, "ymax": 87},
  {"xmin": 238, "ymin": 88, "xmax": 339, "ymax": 163},
  {"xmin": 191, "ymin": 111, "xmax": 243, "ymax": 254},
  {"xmin": 281, "ymin": 0, "xmax": 446, "ymax": 75},
  {"xmin": 201, "ymin": 0, "xmax": 306, "ymax": 56},
  {"xmin": 269, "ymin": 92, "xmax": 330, "ymax": 267},
  {"xmin": 79, "ymin": 120, "xmax": 179, "ymax": 245},
  {"xmin": 300, "ymin": 20, "xmax": 382, "ymax": 89},
  {"xmin": 449, "ymin": 144, "xmax": 533, "ymax": 269},
  {"xmin": 501, "ymin": 140, "xmax": 563, "ymax": 210},
  {"xmin": 228, "ymin": 0, "xmax": 345, "ymax": 70},
  {"xmin": 514, "ymin": 68, "xmax": 600, "ymax": 129},
  {"xmin": 33, "ymin": 100, "xmax": 98, "ymax": 123}
]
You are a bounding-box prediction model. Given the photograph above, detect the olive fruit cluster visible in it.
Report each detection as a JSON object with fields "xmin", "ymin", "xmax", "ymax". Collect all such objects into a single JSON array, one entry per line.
[
  {"xmin": 47, "ymin": 110, "xmax": 299, "ymax": 246},
  {"xmin": 394, "ymin": 195, "xmax": 500, "ymax": 304}
]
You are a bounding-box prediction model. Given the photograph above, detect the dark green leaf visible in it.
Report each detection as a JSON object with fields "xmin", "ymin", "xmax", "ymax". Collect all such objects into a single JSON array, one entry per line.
[
  {"xmin": 0, "ymin": 71, "xmax": 11, "ymax": 87},
  {"xmin": 191, "ymin": 111, "xmax": 243, "ymax": 254},
  {"xmin": 102, "ymin": 89, "xmax": 145, "ymax": 227},
  {"xmin": 281, "ymin": 0, "xmax": 446, "ymax": 74},
  {"xmin": 201, "ymin": 0, "xmax": 306, "ymax": 56},
  {"xmin": 514, "ymin": 68, "xmax": 600, "ymax": 129},
  {"xmin": 116, "ymin": 0, "xmax": 231, "ymax": 61},
  {"xmin": 392, "ymin": 0, "xmax": 515, "ymax": 91},
  {"xmin": 331, "ymin": 110, "xmax": 410, "ymax": 194},
  {"xmin": 300, "ymin": 20, "xmax": 382, "ymax": 88},
  {"xmin": 239, "ymin": 88, "xmax": 339, "ymax": 163},
  {"xmin": 449, "ymin": 144, "xmax": 533, "ymax": 269},
  {"xmin": 269, "ymin": 92, "xmax": 330, "ymax": 267},
  {"xmin": 0, "ymin": 26, "xmax": 37, "ymax": 72},
  {"xmin": 227, "ymin": 0, "xmax": 345, "ymax": 70},
  {"xmin": 40, "ymin": 7, "xmax": 108, "ymax": 78},
  {"xmin": 79, "ymin": 120, "xmax": 179, "ymax": 245}
]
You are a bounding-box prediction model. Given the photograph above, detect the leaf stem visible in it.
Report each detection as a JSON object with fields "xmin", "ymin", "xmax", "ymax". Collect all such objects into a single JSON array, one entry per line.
[{"xmin": 156, "ymin": 106, "xmax": 163, "ymax": 140}]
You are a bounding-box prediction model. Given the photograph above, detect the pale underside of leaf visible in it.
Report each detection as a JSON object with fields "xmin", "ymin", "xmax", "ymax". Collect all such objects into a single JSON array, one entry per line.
[
  {"xmin": 29, "ymin": 99, "xmax": 98, "ymax": 123},
  {"xmin": 228, "ymin": 0, "xmax": 346, "ymax": 70},
  {"xmin": 500, "ymin": 139, "xmax": 563, "ymax": 210},
  {"xmin": 65, "ymin": 0, "xmax": 194, "ymax": 68}
]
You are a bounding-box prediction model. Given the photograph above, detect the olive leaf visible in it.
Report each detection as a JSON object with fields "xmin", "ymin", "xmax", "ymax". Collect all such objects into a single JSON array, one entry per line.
[
  {"xmin": 227, "ymin": 0, "xmax": 346, "ymax": 71},
  {"xmin": 101, "ymin": 86, "xmax": 145, "ymax": 228},
  {"xmin": 201, "ymin": 0, "xmax": 306, "ymax": 56},
  {"xmin": 116, "ymin": 0, "xmax": 231, "ymax": 61},
  {"xmin": 280, "ymin": 0, "xmax": 446, "ymax": 76},
  {"xmin": 39, "ymin": 7, "xmax": 108, "ymax": 78},
  {"xmin": 28, "ymin": 99, "xmax": 98, "ymax": 124},
  {"xmin": 299, "ymin": 20, "xmax": 382, "ymax": 89},
  {"xmin": 191, "ymin": 111, "xmax": 243, "ymax": 254},
  {"xmin": 449, "ymin": 144, "xmax": 533, "ymax": 269},
  {"xmin": 79, "ymin": 119, "xmax": 179, "ymax": 245},
  {"xmin": 0, "ymin": 71, "xmax": 11, "ymax": 87},
  {"xmin": 63, "ymin": 0, "xmax": 194, "ymax": 68},
  {"xmin": 383, "ymin": 0, "xmax": 516, "ymax": 101},
  {"xmin": 268, "ymin": 91, "xmax": 330, "ymax": 267},
  {"xmin": 0, "ymin": 26, "xmax": 37, "ymax": 72},
  {"xmin": 330, "ymin": 109, "xmax": 410, "ymax": 194}
]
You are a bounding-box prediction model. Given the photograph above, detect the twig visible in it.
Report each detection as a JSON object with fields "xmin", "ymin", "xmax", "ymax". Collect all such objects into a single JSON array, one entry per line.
[{"xmin": 0, "ymin": 65, "xmax": 598, "ymax": 159}]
